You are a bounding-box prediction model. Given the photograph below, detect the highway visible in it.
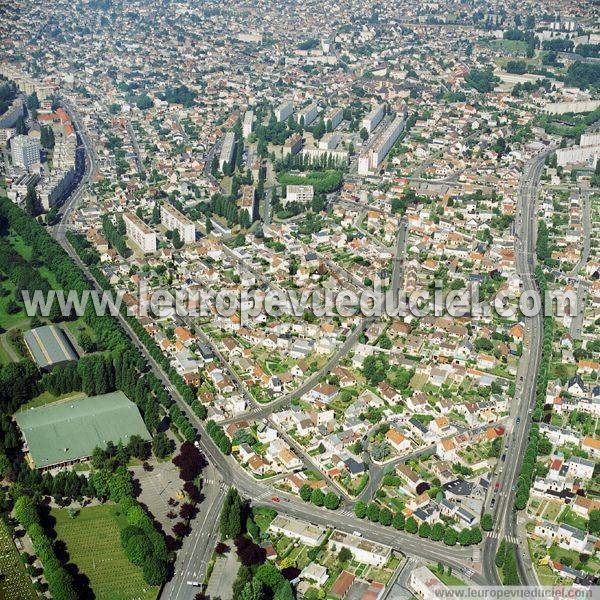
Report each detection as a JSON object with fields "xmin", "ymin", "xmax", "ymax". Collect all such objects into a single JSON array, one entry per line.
[{"xmin": 481, "ymin": 150, "xmax": 550, "ymax": 587}]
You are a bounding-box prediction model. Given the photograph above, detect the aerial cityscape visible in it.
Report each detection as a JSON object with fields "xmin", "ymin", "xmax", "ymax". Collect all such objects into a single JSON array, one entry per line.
[{"xmin": 0, "ymin": 1, "xmax": 599, "ymax": 599}]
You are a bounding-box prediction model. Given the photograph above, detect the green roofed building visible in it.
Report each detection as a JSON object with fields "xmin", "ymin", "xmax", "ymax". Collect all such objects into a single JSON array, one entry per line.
[
  {"xmin": 15, "ymin": 391, "xmax": 150, "ymax": 471},
  {"xmin": 23, "ymin": 325, "xmax": 78, "ymax": 371}
]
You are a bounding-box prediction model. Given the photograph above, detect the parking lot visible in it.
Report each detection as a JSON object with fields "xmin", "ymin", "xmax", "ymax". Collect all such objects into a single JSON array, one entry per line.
[{"xmin": 132, "ymin": 461, "xmax": 182, "ymax": 533}]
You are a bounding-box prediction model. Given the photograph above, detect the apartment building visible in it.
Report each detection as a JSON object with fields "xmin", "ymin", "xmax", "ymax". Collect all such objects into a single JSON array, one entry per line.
[
  {"xmin": 358, "ymin": 115, "xmax": 405, "ymax": 175},
  {"xmin": 296, "ymin": 102, "xmax": 319, "ymax": 126},
  {"xmin": 219, "ymin": 131, "xmax": 236, "ymax": 171},
  {"xmin": 242, "ymin": 110, "xmax": 254, "ymax": 138},
  {"xmin": 361, "ymin": 103, "xmax": 384, "ymax": 134},
  {"xmin": 275, "ymin": 101, "xmax": 294, "ymax": 123},
  {"xmin": 284, "ymin": 184, "xmax": 314, "ymax": 205},
  {"xmin": 11, "ymin": 135, "xmax": 41, "ymax": 170},
  {"xmin": 161, "ymin": 202, "xmax": 195, "ymax": 244},
  {"xmin": 325, "ymin": 107, "xmax": 344, "ymax": 131},
  {"xmin": 123, "ymin": 212, "xmax": 156, "ymax": 253},
  {"xmin": 38, "ymin": 168, "xmax": 75, "ymax": 211}
]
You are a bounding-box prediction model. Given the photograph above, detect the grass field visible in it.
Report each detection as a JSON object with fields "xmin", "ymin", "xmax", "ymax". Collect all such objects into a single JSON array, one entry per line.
[
  {"xmin": 0, "ymin": 520, "xmax": 38, "ymax": 600},
  {"xmin": 52, "ymin": 505, "xmax": 159, "ymax": 600}
]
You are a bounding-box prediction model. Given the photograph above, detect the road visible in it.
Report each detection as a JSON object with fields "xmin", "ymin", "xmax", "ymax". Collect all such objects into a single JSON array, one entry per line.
[
  {"xmin": 568, "ymin": 186, "xmax": 591, "ymax": 340},
  {"xmin": 125, "ymin": 118, "xmax": 144, "ymax": 174},
  {"xmin": 161, "ymin": 465, "xmax": 225, "ymax": 599},
  {"xmin": 481, "ymin": 150, "xmax": 551, "ymax": 587}
]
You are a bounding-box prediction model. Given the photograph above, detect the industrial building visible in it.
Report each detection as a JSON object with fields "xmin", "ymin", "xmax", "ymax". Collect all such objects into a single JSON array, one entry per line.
[
  {"xmin": 23, "ymin": 325, "xmax": 78, "ymax": 371},
  {"xmin": 123, "ymin": 212, "xmax": 157, "ymax": 253},
  {"xmin": 161, "ymin": 202, "xmax": 196, "ymax": 244},
  {"xmin": 15, "ymin": 391, "xmax": 151, "ymax": 471}
]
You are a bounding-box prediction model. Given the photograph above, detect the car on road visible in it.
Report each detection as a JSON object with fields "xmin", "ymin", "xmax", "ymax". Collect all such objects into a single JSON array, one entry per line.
[
  {"xmin": 490, "ymin": 498, "xmax": 496, "ymax": 508},
  {"xmin": 271, "ymin": 496, "xmax": 280, "ymax": 502},
  {"xmin": 516, "ymin": 417, "xmax": 521, "ymax": 424},
  {"xmin": 353, "ymin": 531, "xmax": 362, "ymax": 537},
  {"xmin": 501, "ymin": 453, "xmax": 506, "ymax": 462}
]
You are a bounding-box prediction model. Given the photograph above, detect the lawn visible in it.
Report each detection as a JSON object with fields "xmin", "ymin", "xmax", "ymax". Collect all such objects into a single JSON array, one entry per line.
[
  {"xmin": 558, "ymin": 506, "xmax": 588, "ymax": 531},
  {"xmin": 18, "ymin": 390, "xmax": 86, "ymax": 412},
  {"xmin": 0, "ymin": 520, "xmax": 38, "ymax": 600},
  {"xmin": 0, "ymin": 281, "xmax": 30, "ymax": 329},
  {"xmin": 52, "ymin": 505, "xmax": 159, "ymax": 600},
  {"xmin": 429, "ymin": 565, "xmax": 467, "ymax": 586},
  {"xmin": 253, "ymin": 506, "xmax": 277, "ymax": 534}
]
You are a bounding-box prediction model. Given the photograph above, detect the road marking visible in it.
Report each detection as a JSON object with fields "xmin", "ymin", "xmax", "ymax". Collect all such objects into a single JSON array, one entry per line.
[{"xmin": 487, "ymin": 532, "xmax": 518, "ymax": 544}]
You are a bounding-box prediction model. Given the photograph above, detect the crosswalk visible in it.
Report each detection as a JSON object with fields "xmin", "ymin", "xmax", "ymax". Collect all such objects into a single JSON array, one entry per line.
[
  {"xmin": 487, "ymin": 531, "xmax": 519, "ymax": 544},
  {"xmin": 339, "ymin": 509, "xmax": 355, "ymax": 517}
]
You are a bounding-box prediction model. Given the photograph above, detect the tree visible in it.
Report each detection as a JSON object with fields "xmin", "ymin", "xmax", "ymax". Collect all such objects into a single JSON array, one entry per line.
[
  {"xmin": 108, "ymin": 466, "xmax": 134, "ymax": 503},
  {"xmin": 481, "ymin": 514, "xmax": 493, "ymax": 531},
  {"xmin": 311, "ymin": 488, "xmax": 325, "ymax": 507},
  {"xmin": 125, "ymin": 534, "xmax": 153, "ymax": 566},
  {"xmin": 338, "ymin": 547, "xmax": 353, "ymax": 563},
  {"xmin": 254, "ymin": 562, "xmax": 285, "ymax": 592},
  {"xmin": 589, "ymin": 509, "xmax": 600, "ymax": 535},
  {"xmin": 241, "ymin": 579, "xmax": 266, "ymax": 600},
  {"xmin": 237, "ymin": 516, "xmax": 255, "ymax": 544},
  {"xmin": 443, "ymin": 528, "xmax": 458, "ymax": 546},
  {"xmin": 458, "ymin": 528, "xmax": 471, "ymax": 546},
  {"xmin": 233, "ymin": 565, "xmax": 253, "ymax": 598},
  {"xmin": 172, "ymin": 229, "xmax": 183, "ymax": 249},
  {"xmin": 419, "ymin": 522, "xmax": 431, "ymax": 538},
  {"xmin": 324, "ymin": 491, "xmax": 340, "ymax": 510},
  {"xmin": 366, "ymin": 503, "xmax": 380, "ymax": 523},
  {"xmin": 24, "ymin": 187, "xmax": 41, "ymax": 217},
  {"xmin": 360, "ymin": 127, "xmax": 368, "ymax": 141},
  {"xmin": 274, "ymin": 581, "xmax": 294, "ymax": 600},
  {"xmin": 300, "ymin": 484, "xmax": 312, "ymax": 502},
  {"xmin": 235, "ymin": 536, "xmax": 266, "ymax": 567},
  {"xmin": 379, "ymin": 508, "xmax": 392, "ymax": 526},
  {"xmin": 405, "ymin": 516, "xmax": 418, "ymax": 534},
  {"xmin": 143, "ymin": 556, "xmax": 168, "ymax": 585},
  {"xmin": 14, "ymin": 495, "xmax": 39, "ymax": 529},
  {"xmin": 354, "ymin": 501, "xmax": 367, "ymax": 519},
  {"xmin": 392, "ymin": 512, "xmax": 405, "ymax": 530},
  {"xmin": 431, "ymin": 522, "xmax": 445, "ymax": 541},
  {"xmin": 153, "ymin": 432, "xmax": 174, "ymax": 458},
  {"xmin": 128, "ymin": 434, "xmax": 150, "ymax": 460}
]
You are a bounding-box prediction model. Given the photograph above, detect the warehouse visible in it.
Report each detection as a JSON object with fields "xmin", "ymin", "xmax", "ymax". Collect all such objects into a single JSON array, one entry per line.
[
  {"xmin": 23, "ymin": 325, "xmax": 78, "ymax": 371},
  {"xmin": 15, "ymin": 391, "xmax": 151, "ymax": 471}
]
